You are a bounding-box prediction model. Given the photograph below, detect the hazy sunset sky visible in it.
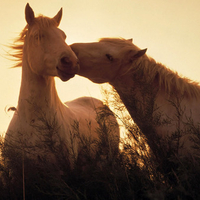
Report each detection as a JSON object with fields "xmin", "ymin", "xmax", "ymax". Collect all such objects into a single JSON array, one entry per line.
[{"xmin": 0, "ymin": 0, "xmax": 200, "ymax": 133}]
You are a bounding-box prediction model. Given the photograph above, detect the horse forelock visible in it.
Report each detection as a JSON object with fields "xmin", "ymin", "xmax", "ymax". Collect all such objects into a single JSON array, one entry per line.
[
  {"xmin": 9, "ymin": 15, "xmax": 58, "ymax": 68},
  {"xmin": 136, "ymin": 56, "xmax": 200, "ymax": 99},
  {"xmin": 31, "ymin": 15, "xmax": 58, "ymax": 30}
]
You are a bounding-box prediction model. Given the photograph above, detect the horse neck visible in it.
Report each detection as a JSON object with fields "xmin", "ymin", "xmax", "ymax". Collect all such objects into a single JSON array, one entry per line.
[
  {"xmin": 112, "ymin": 56, "xmax": 200, "ymax": 126},
  {"xmin": 111, "ymin": 57, "xmax": 159, "ymax": 128},
  {"xmin": 18, "ymin": 51, "xmax": 62, "ymax": 121}
]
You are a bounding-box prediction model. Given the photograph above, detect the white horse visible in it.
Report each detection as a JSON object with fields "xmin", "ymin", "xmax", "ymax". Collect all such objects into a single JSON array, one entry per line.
[
  {"xmin": 71, "ymin": 38, "xmax": 200, "ymax": 157},
  {"xmin": 5, "ymin": 5, "xmax": 119, "ymax": 168}
]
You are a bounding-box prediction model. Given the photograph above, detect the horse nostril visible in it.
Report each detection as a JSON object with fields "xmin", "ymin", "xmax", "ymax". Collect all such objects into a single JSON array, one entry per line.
[{"xmin": 60, "ymin": 56, "xmax": 79, "ymax": 71}]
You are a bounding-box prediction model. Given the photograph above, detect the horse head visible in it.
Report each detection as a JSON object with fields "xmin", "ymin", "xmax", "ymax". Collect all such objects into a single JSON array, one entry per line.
[
  {"xmin": 70, "ymin": 38, "xmax": 146, "ymax": 83},
  {"xmin": 24, "ymin": 3, "xmax": 79, "ymax": 81}
]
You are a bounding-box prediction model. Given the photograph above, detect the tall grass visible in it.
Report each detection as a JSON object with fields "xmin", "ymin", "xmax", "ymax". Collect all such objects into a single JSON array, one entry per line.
[{"xmin": 0, "ymin": 87, "xmax": 200, "ymax": 199}]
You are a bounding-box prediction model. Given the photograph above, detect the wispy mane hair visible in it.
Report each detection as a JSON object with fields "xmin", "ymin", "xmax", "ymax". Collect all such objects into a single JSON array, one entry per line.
[
  {"xmin": 99, "ymin": 38, "xmax": 134, "ymax": 48},
  {"xmin": 135, "ymin": 56, "xmax": 200, "ymax": 99},
  {"xmin": 9, "ymin": 15, "xmax": 58, "ymax": 68}
]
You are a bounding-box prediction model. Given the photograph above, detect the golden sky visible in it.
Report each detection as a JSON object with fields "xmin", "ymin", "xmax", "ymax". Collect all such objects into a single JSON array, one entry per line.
[{"xmin": 0, "ymin": 0, "xmax": 200, "ymax": 133}]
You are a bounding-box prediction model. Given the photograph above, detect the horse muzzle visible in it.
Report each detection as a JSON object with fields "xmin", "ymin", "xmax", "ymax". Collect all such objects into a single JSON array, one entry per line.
[{"xmin": 57, "ymin": 56, "xmax": 80, "ymax": 81}]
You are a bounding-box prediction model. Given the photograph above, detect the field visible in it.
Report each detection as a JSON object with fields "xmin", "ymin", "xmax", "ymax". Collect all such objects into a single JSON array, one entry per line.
[{"xmin": 1, "ymin": 88, "xmax": 200, "ymax": 200}]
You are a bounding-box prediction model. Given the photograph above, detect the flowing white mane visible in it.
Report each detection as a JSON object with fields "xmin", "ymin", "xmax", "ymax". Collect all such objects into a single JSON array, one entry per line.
[{"xmin": 136, "ymin": 56, "xmax": 200, "ymax": 98}]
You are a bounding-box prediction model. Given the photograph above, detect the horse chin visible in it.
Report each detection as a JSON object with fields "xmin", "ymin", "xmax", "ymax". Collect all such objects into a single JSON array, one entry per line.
[
  {"xmin": 89, "ymin": 77, "xmax": 107, "ymax": 84},
  {"xmin": 56, "ymin": 67, "xmax": 75, "ymax": 81},
  {"xmin": 59, "ymin": 73, "xmax": 75, "ymax": 82}
]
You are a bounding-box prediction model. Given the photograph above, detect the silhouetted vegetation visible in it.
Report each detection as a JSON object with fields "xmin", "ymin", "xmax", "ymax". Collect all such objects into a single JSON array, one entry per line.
[{"xmin": 1, "ymin": 86, "xmax": 200, "ymax": 199}]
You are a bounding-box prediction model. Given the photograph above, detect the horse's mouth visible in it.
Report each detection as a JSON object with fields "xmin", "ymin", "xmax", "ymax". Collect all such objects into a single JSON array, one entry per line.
[{"xmin": 56, "ymin": 67, "xmax": 76, "ymax": 81}]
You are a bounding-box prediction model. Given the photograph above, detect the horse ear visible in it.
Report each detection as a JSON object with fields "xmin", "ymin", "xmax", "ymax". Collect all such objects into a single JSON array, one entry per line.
[
  {"xmin": 120, "ymin": 48, "xmax": 147, "ymax": 76},
  {"xmin": 53, "ymin": 8, "xmax": 62, "ymax": 26},
  {"xmin": 130, "ymin": 48, "xmax": 147, "ymax": 62},
  {"xmin": 134, "ymin": 48, "xmax": 147, "ymax": 58},
  {"xmin": 127, "ymin": 38, "xmax": 133, "ymax": 43},
  {"xmin": 25, "ymin": 3, "xmax": 35, "ymax": 25}
]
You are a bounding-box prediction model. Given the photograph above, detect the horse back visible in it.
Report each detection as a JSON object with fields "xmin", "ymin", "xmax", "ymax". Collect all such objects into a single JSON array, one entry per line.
[{"xmin": 65, "ymin": 96, "xmax": 120, "ymax": 150}]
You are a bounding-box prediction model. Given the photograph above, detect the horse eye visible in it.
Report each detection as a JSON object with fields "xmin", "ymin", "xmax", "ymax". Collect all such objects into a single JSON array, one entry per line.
[
  {"xmin": 34, "ymin": 34, "xmax": 44, "ymax": 41},
  {"xmin": 106, "ymin": 54, "xmax": 114, "ymax": 61}
]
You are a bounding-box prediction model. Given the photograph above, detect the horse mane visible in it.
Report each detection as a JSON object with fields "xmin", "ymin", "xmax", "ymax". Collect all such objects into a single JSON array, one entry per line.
[
  {"xmin": 99, "ymin": 38, "xmax": 134, "ymax": 48},
  {"xmin": 136, "ymin": 56, "xmax": 200, "ymax": 98},
  {"xmin": 9, "ymin": 15, "xmax": 58, "ymax": 68}
]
